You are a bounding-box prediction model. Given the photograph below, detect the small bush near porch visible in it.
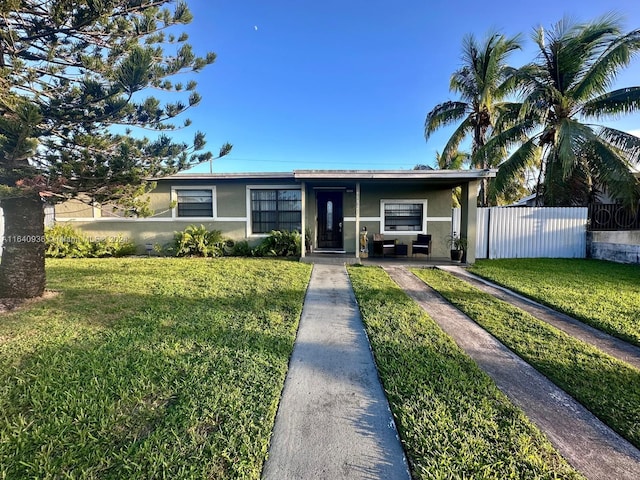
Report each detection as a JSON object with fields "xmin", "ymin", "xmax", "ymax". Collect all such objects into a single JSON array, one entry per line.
[
  {"xmin": 469, "ymin": 259, "xmax": 640, "ymax": 347},
  {"xmin": 0, "ymin": 258, "xmax": 311, "ymax": 479}
]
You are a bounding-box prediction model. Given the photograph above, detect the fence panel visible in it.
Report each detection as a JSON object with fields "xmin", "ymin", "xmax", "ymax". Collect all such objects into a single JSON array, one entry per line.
[
  {"xmin": 454, "ymin": 206, "xmax": 588, "ymax": 259},
  {"xmin": 488, "ymin": 207, "xmax": 587, "ymax": 259},
  {"xmin": 475, "ymin": 208, "xmax": 489, "ymax": 259},
  {"xmin": 589, "ymin": 203, "xmax": 640, "ymax": 231}
]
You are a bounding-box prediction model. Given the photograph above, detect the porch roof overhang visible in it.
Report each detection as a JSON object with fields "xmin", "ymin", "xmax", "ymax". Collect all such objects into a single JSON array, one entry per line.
[
  {"xmin": 293, "ymin": 169, "xmax": 495, "ymax": 180},
  {"xmin": 159, "ymin": 169, "xmax": 496, "ymax": 189},
  {"xmin": 293, "ymin": 169, "xmax": 496, "ymax": 189}
]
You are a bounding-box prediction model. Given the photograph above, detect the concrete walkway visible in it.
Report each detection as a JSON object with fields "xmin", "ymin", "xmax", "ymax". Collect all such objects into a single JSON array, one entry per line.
[
  {"xmin": 385, "ymin": 265, "xmax": 640, "ymax": 480},
  {"xmin": 261, "ymin": 264, "xmax": 411, "ymax": 480},
  {"xmin": 438, "ymin": 265, "xmax": 640, "ymax": 370}
]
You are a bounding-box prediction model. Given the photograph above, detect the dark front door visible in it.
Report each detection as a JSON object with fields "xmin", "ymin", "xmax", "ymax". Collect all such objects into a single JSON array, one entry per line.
[{"xmin": 317, "ymin": 191, "xmax": 343, "ymax": 249}]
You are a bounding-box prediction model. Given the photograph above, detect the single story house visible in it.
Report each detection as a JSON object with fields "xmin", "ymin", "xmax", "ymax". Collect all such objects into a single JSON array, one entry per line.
[{"xmin": 54, "ymin": 169, "xmax": 495, "ymax": 262}]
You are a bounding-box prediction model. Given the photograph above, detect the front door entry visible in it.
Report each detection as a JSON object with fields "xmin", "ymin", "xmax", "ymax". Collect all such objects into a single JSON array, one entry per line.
[{"xmin": 317, "ymin": 191, "xmax": 343, "ymax": 249}]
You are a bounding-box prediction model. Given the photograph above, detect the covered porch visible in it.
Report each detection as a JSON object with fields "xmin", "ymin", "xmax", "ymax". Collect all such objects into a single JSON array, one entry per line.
[
  {"xmin": 295, "ymin": 169, "xmax": 495, "ymax": 264},
  {"xmin": 300, "ymin": 251, "xmax": 469, "ymax": 267}
]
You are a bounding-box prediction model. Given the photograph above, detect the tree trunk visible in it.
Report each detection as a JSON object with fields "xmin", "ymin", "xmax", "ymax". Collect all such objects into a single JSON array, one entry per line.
[{"xmin": 0, "ymin": 195, "xmax": 46, "ymax": 298}]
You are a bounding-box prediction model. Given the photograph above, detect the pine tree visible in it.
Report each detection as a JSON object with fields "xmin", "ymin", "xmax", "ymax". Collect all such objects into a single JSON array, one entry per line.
[{"xmin": 0, "ymin": 1, "xmax": 230, "ymax": 298}]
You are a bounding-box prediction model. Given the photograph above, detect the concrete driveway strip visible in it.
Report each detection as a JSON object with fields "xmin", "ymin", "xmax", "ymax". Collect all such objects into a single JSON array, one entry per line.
[
  {"xmin": 262, "ymin": 264, "xmax": 411, "ymax": 480},
  {"xmin": 384, "ymin": 266, "xmax": 640, "ymax": 480},
  {"xmin": 438, "ymin": 265, "xmax": 640, "ymax": 370}
]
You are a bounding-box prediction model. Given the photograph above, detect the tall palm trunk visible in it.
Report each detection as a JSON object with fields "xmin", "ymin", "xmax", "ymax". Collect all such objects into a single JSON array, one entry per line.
[{"xmin": 0, "ymin": 195, "xmax": 45, "ymax": 298}]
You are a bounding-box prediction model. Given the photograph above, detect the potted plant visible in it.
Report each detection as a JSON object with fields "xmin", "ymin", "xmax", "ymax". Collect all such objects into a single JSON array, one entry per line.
[
  {"xmin": 446, "ymin": 232, "xmax": 467, "ymax": 262},
  {"xmin": 305, "ymin": 227, "xmax": 313, "ymax": 253}
]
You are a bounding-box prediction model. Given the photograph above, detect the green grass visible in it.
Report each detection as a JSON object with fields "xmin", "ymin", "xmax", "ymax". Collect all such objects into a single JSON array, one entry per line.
[
  {"xmin": 347, "ymin": 266, "xmax": 581, "ymax": 479},
  {"xmin": 468, "ymin": 259, "xmax": 640, "ymax": 346},
  {"xmin": 413, "ymin": 267, "xmax": 640, "ymax": 451},
  {"xmin": 0, "ymin": 258, "xmax": 312, "ymax": 479}
]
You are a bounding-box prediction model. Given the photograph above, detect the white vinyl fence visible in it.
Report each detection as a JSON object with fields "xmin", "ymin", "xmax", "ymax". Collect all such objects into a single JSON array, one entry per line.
[{"xmin": 453, "ymin": 207, "xmax": 588, "ymax": 260}]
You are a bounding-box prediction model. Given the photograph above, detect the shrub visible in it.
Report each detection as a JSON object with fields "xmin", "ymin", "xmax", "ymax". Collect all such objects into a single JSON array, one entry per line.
[
  {"xmin": 228, "ymin": 240, "xmax": 253, "ymax": 257},
  {"xmin": 254, "ymin": 230, "xmax": 301, "ymax": 257},
  {"xmin": 45, "ymin": 224, "xmax": 94, "ymax": 258},
  {"xmin": 91, "ymin": 235, "xmax": 137, "ymax": 257},
  {"xmin": 173, "ymin": 224, "xmax": 226, "ymax": 257},
  {"xmin": 45, "ymin": 224, "xmax": 136, "ymax": 258}
]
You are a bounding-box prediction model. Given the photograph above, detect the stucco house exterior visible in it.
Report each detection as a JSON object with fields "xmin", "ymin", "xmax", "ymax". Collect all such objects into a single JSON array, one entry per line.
[{"xmin": 53, "ymin": 169, "xmax": 495, "ymax": 263}]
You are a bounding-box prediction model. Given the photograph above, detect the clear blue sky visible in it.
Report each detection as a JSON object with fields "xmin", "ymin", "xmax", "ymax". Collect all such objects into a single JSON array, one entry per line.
[{"xmin": 172, "ymin": 0, "xmax": 640, "ymax": 173}]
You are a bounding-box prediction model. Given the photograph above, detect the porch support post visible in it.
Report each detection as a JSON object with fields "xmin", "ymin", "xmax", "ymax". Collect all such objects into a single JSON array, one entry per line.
[
  {"xmin": 301, "ymin": 181, "xmax": 306, "ymax": 258},
  {"xmin": 460, "ymin": 180, "xmax": 478, "ymax": 263},
  {"xmin": 355, "ymin": 182, "xmax": 361, "ymax": 259}
]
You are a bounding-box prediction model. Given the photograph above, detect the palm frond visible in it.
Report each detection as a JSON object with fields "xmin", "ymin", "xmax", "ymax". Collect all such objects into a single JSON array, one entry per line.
[
  {"xmin": 424, "ymin": 101, "xmax": 468, "ymax": 140},
  {"xmin": 543, "ymin": 154, "xmax": 592, "ymax": 206},
  {"xmin": 436, "ymin": 150, "xmax": 470, "ymax": 170},
  {"xmin": 492, "ymin": 102, "xmax": 524, "ymax": 131},
  {"xmin": 557, "ymin": 16, "xmax": 620, "ymax": 92},
  {"xmin": 441, "ymin": 116, "xmax": 473, "ymax": 162},
  {"xmin": 597, "ymin": 126, "xmax": 640, "ymax": 164},
  {"xmin": 571, "ymin": 29, "xmax": 640, "ymax": 101},
  {"xmin": 581, "ymin": 87, "xmax": 640, "ymax": 119},
  {"xmin": 555, "ymin": 118, "xmax": 597, "ymax": 179},
  {"xmin": 494, "ymin": 136, "xmax": 542, "ymax": 193},
  {"xmin": 482, "ymin": 117, "xmax": 539, "ymax": 162},
  {"xmin": 588, "ymin": 138, "xmax": 640, "ymax": 208}
]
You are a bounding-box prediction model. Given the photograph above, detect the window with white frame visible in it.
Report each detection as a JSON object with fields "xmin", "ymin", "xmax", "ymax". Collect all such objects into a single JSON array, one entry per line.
[
  {"xmin": 382, "ymin": 200, "xmax": 426, "ymax": 233},
  {"xmin": 251, "ymin": 189, "xmax": 301, "ymax": 234},
  {"xmin": 175, "ymin": 189, "xmax": 213, "ymax": 217}
]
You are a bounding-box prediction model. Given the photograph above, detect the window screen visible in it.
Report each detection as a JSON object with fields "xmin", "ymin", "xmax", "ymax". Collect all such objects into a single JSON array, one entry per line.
[
  {"xmin": 176, "ymin": 189, "xmax": 213, "ymax": 217},
  {"xmin": 251, "ymin": 189, "xmax": 301, "ymax": 233},
  {"xmin": 384, "ymin": 203, "xmax": 423, "ymax": 231}
]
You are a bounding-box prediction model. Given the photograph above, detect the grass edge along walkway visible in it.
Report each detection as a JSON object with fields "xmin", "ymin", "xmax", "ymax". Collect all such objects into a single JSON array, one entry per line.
[
  {"xmin": 0, "ymin": 258, "xmax": 312, "ymax": 480},
  {"xmin": 347, "ymin": 265, "xmax": 581, "ymax": 480},
  {"xmin": 412, "ymin": 267, "xmax": 640, "ymax": 452},
  {"xmin": 468, "ymin": 259, "xmax": 640, "ymax": 347}
]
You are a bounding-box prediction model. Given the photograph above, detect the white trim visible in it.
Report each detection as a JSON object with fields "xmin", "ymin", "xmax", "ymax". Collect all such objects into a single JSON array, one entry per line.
[
  {"xmin": 246, "ymin": 185, "xmax": 302, "ymax": 237},
  {"xmin": 426, "ymin": 216, "xmax": 453, "ymax": 222},
  {"xmin": 171, "ymin": 185, "xmax": 216, "ymax": 219},
  {"xmin": 380, "ymin": 199, "xmax": 428, "ymax": 235},
  {"xmin": 344, "ymin": 216, "xmax": 380, "ymax": 222},
  {"xmin": 56, "ymin": 216, "xmax": 248, "ymax": 223},
  {"xmin": 215, "ymin": 217, "xmax": 248, "ymax": 222}
]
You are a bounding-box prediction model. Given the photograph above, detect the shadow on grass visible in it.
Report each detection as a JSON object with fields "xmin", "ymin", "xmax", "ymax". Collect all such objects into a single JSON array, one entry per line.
[{"xmin": 0, "ymin": 286, "xmax": 306, "ymax": 479}]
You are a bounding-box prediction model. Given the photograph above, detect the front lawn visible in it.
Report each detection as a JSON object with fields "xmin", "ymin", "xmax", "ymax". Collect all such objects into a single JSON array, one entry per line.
[
  {"xmin": 0, "ymin": 258, "xmax": 311, "ymax": 479},
  {"xmin": 468, "ymin": 259, "xmax": 640, "ymax": 346},
  {"xmin": 347, "ymin": 266, "xmax": 581, "ymax": 479},
  {"xmin": 413, "ymin": 268, "xmax": 640, "ymax": 450}
]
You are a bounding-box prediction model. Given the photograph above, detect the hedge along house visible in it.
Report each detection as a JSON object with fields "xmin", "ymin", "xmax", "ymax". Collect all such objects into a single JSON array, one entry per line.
[{"xmin": 53, "ymin": 169, "xmax": 495, "ymax": 263}]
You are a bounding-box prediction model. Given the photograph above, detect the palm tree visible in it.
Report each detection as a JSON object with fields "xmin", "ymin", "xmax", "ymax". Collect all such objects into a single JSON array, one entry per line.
[
  {"xmin": 494, "ymin": 16, "xmax": 640, "ymax": 207},
  {"xmin": 425, "ymin": 31, "xmax": 521, "ymax": 206},
  {"xmin": 436, "ymin": 150, "xmax": 470, "ymax": 208}
]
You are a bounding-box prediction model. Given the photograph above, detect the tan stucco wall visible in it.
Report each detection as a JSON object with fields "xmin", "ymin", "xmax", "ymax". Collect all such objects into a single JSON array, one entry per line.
[
  {"xmin": 357, "ymin": 183, "xmax": 454, "ymax": 257},
  {"xmin": 55, "ymin": 198, "xmax": 94, "ymax": 218},
  {"xmin": 55, "ymin": 177, "xmax": 466, "ymax": 258},
  {"xmin": 147, "ymin": 183, "xmax": 172, "ymax": 218},
  {"xmin": 217, "ymin": 183, "xmax": 247, "ymax": 218},
  {"xmin": 59, "ymin": 219, "xmax": 251, "ymax": 254}
]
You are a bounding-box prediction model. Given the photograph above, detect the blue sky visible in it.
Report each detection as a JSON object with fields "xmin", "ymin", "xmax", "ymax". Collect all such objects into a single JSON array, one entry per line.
[{"xmin": 172, "ymin": 0, "xmax": 640, "ymax": 173}]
